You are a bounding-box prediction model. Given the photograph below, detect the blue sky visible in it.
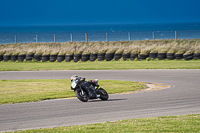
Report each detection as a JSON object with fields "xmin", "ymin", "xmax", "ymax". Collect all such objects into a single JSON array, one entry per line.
[{"xmin": 0, "ymin": 0, "xmax": 200, "ymax": 26}]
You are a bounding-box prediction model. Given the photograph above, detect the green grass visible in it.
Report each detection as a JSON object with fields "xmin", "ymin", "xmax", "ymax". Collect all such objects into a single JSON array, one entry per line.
[
  {"xmin": 0, "ymin": 79, "xmax": 145, "ymax": 105},
  {"xmin": 0, "ymin": 59, "xmax": 200, "ymax": 71},
  {"xmin": 6, "ymin": 114, "xmax": 200, "ymax": 133}
]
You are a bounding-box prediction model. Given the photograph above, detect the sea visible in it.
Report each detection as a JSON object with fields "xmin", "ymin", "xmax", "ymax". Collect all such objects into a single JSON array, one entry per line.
[{"xmin": 0, "ymin": 22, "xmax": 200, "ymax": 44}]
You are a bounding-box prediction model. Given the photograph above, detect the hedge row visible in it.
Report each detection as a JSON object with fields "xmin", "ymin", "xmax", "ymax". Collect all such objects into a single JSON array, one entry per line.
[{"xmin": 0, "ymin": 53, "xmax": 200, "ymax": 62}]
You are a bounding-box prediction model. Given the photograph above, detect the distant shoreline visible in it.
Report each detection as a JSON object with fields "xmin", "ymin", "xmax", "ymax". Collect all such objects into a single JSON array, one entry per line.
[{"xmin": 1, "ymin": 21, "xmax": 200, "ymax": 27}]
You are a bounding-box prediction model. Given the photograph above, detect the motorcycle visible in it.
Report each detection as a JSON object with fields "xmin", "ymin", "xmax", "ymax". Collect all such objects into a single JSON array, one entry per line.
[{"xmin": 71, "ymin": 76, "xmax": 109, "ymax": 102}]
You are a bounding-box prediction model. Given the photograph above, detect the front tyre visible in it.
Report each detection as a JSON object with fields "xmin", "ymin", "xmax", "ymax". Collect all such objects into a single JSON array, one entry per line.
[
  {"xmin": 75, "ymin": 89, "xmax": 89, "ymax": 102},
  {"xmin": 99, "ymin": 88, "xmax": 109, "ymax": 100}
]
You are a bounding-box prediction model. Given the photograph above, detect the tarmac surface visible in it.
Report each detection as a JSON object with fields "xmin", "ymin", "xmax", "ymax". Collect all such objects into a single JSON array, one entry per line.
[{"xmin": 0, "ymin": 70, "xmax": 200, "ymax": 132}]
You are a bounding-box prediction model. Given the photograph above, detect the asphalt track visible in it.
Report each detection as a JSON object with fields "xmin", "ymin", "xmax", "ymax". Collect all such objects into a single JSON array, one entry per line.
[{"xmin": 0, "ymin": 70, "xmax": 200, "ymax": 132}]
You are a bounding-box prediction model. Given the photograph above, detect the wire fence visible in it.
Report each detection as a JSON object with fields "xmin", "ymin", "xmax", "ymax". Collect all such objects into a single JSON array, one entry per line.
[{"xmin": 0, "ymin": 30, "xmax": 200, "ymax": 44}]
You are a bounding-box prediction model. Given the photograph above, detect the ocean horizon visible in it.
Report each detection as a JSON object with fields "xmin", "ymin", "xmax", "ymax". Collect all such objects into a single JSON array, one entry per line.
[{"xmin": 0, "ymin": 22, "xmax": 200, "ymax": 44}]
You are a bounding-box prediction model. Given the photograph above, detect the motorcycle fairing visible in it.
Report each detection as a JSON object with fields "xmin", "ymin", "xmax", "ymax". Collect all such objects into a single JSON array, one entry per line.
[{"xmin": 80, "ymin": 81, "xmax": 96, "ymax": 99}]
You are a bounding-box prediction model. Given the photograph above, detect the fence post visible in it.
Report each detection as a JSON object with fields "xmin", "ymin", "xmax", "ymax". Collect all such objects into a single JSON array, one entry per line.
[
  {"xmin": 54, "ymin": 34, "xmax": 56, "ymax": 43},
  {"xmin": 36, "ymin": 34, "xmax": 38, "ymax": 43},
  {"xmin": 106, "ymin": 33, "xmax": 108, "ymax": 42},
  {"xmin": 175, "ymin": 31, "xmax": 177, "ymax": 40},
  {"xmin": 70, "ymin": 34, "xmax": 73, "ymax": 42},
  {"xmin": 128, "ymin": 32, "xmax": 131, "ymax": 41},
  {"xmin": 85, "ymin": 33, "xmax": 88, "ymax": 42},
  {"xmin": 15, "ymin": 35, "xmax": 17, "ymax": 44},
  {"xmin": 152, "ymin": 32, "xmax": 155, "ymax": 40}
]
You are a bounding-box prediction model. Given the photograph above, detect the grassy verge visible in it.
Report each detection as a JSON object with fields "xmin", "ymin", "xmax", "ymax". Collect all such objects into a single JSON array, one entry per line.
[
  {"xmin": 0, "ymin": 60, "xmax": 200, "ymax": 71},
  {"xmin": 1, "ymin": 39, "xmax": 200, "ymax": 57},
  {"xmin": 0, "ymin": 79, "xmax": 145, "ymax": 105},
  {"xmin": 6, "ymin": 114, "xmax": 200, "ymax": 133}
]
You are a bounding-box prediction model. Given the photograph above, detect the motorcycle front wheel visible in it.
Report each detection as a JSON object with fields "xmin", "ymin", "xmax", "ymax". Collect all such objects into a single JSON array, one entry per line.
[
  {"xmin": 99, "ymin": 88, "xmax": 109, "ymax": 100},
  {"xmin": 75, "ymin": 89, "xmax": 89, "ymax": 102}
]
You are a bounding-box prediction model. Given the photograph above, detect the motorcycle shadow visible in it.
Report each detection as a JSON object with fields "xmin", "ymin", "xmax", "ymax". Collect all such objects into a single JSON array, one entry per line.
[{"xmin": 89, "ymin": 98, "xmax": 127, "ymax": 102}]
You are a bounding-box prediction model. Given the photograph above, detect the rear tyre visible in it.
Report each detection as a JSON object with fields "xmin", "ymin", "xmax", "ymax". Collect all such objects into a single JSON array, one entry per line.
[
  {"xmin": 99, "ymin": 88, "xmax": 109, "ymax": 100},
  {"xmin": 75, "ymin": 89, "xmax": 89, "ymax": 102}
]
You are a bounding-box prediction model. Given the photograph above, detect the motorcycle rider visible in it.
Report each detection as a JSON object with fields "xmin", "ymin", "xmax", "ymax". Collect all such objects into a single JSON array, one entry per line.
[
  {"xmin": 70, "ymin": 75, "xmax": 96, "ymax": 98},
  {"xmin": 71, "ymin": 75, "xmax": 79, "ymax": 82}
]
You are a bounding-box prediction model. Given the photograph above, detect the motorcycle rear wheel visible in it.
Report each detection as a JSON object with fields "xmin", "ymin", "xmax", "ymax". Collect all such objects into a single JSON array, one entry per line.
[
  {"xmin": 75, "ymin": 89, "xmax": 89, "ymax": 102},
  {"xmin": 99, "ymin": 88, "xmax": 109, "ymax": 100}
]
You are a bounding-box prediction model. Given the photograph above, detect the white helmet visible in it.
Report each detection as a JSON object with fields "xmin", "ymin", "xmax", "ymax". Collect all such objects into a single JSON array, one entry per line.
[{"xmin": 71, "ymin": 75, "xmax": 78, "ymax": 82}]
